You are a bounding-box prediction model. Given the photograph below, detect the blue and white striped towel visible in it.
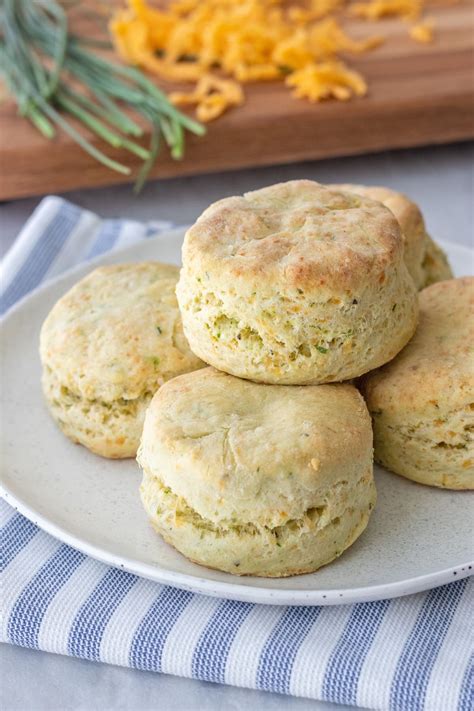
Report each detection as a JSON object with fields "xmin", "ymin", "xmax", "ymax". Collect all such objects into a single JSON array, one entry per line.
[{"xmin": 1, "ymin": 196, "xmax": 473, "ymax": 710}]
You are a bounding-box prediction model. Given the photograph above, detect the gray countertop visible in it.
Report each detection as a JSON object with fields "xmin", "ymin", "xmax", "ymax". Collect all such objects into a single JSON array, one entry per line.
[{"xmin": 1, "ymin": 142, "xmax": 472, "ymax": 711}]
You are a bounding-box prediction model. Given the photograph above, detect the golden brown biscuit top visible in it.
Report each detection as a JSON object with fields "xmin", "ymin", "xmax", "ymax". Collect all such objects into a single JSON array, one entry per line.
[
  {"xmin": 329, "ymin": 184, "xmax": 425, "ymax": 243},
  {"xmin": 182, "ymin": 180, "xmax": 404, "ymax": 292},
  {"xmin": 363, "ymin": 277, "xmax": 474, "ymax": 413},
  {"xmin": 40, "ymin": 263, "xmax": 203, "ymax": 402}
]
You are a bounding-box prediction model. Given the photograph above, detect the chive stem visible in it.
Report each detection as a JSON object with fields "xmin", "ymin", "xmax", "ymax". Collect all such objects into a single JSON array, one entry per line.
[
  {"xmin": 56, "ymin": 92, "xmax": 150, "ymax": 160},
  {"xmin": 0, "ymin": 0, "xmax": 205, "ymax": 190}
]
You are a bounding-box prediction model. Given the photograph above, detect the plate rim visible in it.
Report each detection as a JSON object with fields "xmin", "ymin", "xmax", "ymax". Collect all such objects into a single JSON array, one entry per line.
[
  {"xmin": 2, "ymin": 483, "xmax": 472, "ymax": 606},
  {"xmin": 1, "ymin": 233, "xmax": 473, "ymax": 606}
]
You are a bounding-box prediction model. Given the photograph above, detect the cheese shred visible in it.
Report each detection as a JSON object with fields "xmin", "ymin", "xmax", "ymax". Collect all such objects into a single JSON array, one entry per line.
[
  {"xmin": 110, "ymin": 0, "xmax": 439, "ymax": 121},
  {"xmin": 409, "ymin": 18, "xmax": 436, "ymax": 42},
  {"xmin": 350, "ymin": 0, "xmax": 422, "ymax": 20}
]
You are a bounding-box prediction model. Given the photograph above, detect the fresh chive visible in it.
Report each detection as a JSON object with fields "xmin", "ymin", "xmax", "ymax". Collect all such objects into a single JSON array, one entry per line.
[
  {"xmin": 134, "ymin": 117, "xmax": 161, "ymax": 194},
  {"xmin": 26, "ymin": 104, "xmax": 56, "ymax": 139},
  {"xmin": 0, "ymin": 0, "xmax": 205, "ymax": 190},
  {"xmin": 59, "ymin": 84, "xmax": 144, "ymax": 137},
  {"xmin": 56, "ymin": 92, "xmax": 150, "ymax": 160}
]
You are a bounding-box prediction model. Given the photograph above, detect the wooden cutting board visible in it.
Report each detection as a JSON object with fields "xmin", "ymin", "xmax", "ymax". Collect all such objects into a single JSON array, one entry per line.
[{"xmin": 0, "ymin": 3, "xmax": 473, "ymax": 200}]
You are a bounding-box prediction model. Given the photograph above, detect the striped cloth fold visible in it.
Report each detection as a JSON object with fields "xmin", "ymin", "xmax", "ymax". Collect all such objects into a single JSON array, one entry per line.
[{"xmin": 1, "ymin": 196, "xmax": 473, "ymax": 710}]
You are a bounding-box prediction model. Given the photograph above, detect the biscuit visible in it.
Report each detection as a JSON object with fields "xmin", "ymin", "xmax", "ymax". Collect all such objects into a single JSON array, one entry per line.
[
  {"xmin": 176, "ymin": 180, "xmax": 418, "ymax": 384},
  {"xmin": 361, "ymin": 277, "xmax": 474, "ymax": 489},
  {"xmin": 422, "ymin": 237, "xmax": 454, "ymax": 289},
  {"xmin": 330, "ymin": 184, "xmax": 453, "ymax": 290},
  {"xmin": 40, "ymin": 263, "xmax": 204, "ymax": 458},
  {"xmin": 138, "ymin": 367, "xmax": 376, "ymax": 577}
]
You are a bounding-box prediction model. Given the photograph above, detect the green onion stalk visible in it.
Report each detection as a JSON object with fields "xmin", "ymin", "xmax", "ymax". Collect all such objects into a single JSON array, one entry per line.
[{"xmin": 0, "ymin": 0, "xmax": 205, "ymax": 191}]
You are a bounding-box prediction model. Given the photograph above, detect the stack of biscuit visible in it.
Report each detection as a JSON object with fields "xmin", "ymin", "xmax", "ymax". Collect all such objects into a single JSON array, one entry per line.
[{"xmin": 40, "ymin": 180, "xmax": 472, "ymax": 579}]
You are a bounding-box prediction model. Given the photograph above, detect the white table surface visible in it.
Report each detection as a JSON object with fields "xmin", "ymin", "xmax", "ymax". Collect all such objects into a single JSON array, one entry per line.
[{"xmin": 1, "ymin": 142, "xmax": 472, "ymax": 711}]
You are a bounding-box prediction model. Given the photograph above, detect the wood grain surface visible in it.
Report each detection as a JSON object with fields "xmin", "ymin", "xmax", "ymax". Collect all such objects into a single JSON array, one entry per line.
[{"xmin": 0, "ymin": 3, "xmax": 473, "ymax": 200}]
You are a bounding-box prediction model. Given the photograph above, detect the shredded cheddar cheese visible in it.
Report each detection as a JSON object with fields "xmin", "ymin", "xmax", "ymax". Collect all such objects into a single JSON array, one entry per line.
[
  {"xmin": 110, "ymin": 0, "xmax": 440, "ymax": 121},
  {"xmin": 350, "ymin": 0, "xmax": 422, "ymax": 19},
  {"xmin": 288, "ymin": 0, "xmax": 345, "ymax": 23},
  {"xmin": 409, "ymin": 18, "xmax": 436, "ymax": 42},
  {"xmin": 170, "ymin": 74, "xmax": 244, "ymax": 121},
  {"xmin": 286, "ymin": 61, "xmax": 367, "ymax": 101}
]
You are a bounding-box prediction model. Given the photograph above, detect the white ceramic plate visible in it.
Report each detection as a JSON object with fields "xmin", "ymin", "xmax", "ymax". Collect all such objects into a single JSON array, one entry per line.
[{"xmin": 1, "ymin": 232, "xmax": 473, "ymax": 606}]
